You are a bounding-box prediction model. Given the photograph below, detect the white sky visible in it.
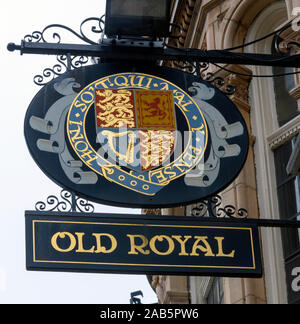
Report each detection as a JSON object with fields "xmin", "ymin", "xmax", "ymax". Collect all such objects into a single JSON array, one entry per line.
[{"xmin": 0, "ymin": 0, "xmax": 157, "ymax": 304}]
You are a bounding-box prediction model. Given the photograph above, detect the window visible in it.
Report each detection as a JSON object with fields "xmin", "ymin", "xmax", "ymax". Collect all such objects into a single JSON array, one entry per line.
[
  {"xmin": 274, "ymin": 137, "xmax": 300, "ymax": 304},
  {"xmin": 272, "ymin": 39, "xmax": 299, "ymax": 127},
  {"xmin": 271, "ymin": 35, "xmax": 300, "ymax": 304},
  {"xmin": 206, "ymin": 278, "xmax": 224, "ymax": 304},
  {"xmin": 247, "ymin": 0, "xmax": 300, "ymax": 303},
  {"xmin": 274, "ymin": 137, "xmax": 300, "ymax": 258}
]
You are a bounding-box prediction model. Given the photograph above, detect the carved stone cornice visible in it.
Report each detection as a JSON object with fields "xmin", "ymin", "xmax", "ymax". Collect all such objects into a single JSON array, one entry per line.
[
  {"xmin": 268, "ymin": 115, "xmax": 300, "ymax": 150},
  {"xmin": 170, "ymin": 0, "xmax": 197, "ymax": 48}
]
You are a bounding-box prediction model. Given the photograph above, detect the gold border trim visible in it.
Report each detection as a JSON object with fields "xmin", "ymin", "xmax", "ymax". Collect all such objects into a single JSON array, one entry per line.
[{"xmin": 31, "ymin": 220, "xmax": 258, "ymax": 271}]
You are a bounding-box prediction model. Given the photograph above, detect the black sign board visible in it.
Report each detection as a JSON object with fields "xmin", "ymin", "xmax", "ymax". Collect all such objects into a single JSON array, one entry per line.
[
  {"xmin": 25, "ymin": 211, "xmax": 262, "ymax": 277},
  {"xmin": 24, "ymin": 63, "xmax": 249, "ymax": 208}
]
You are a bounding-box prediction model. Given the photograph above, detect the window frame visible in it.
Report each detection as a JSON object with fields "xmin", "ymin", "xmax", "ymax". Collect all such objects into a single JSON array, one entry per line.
[{"xmin": 245, "ymin": 0, "xmax": 300, "ymax": 304}]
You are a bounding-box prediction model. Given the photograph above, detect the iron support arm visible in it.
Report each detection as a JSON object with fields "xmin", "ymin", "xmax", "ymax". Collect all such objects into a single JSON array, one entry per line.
[
  {"xmin": 192, "ymin": 217, "xmax": 300, "ymax": 229},
  {"xmin": 7, "ymin": 41, "xmax": 300, "ymax": 68}
]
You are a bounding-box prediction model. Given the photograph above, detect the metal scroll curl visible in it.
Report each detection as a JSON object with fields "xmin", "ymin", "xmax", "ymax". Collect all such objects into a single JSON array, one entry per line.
[
  {"xmin": 24, "ymin": 16, "xmax": 105, "ymax": 45},
  {"xmin": 172, "ymin": 61, "xmax": 236, "ymax": 96},
  {"xmin": 24, "ymin": 16, "xmax": 104, "ymax": 86},
  {"xmin": 191, "ymin": 195, "xmax": 248, "ymax": 219},
  {"xmin": 33, "ymin": 55, "xmax": 89, "ymax": 86},
  {"xmin": 35, "ymin": 189, "xmax": 95, "ymax": 213}
]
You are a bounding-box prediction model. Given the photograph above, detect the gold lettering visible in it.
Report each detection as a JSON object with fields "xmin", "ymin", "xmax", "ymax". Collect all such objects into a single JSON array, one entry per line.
[
  {"xmin": 144, "ymin": 77, "xmax": 153, "ymax": 89},
  {"xmin": 93, "ymin": 233, "xmax": 117, "ymax": 254},
  {"xmin": 190, "ymin": 236, "xmax": 215, "ymax": 257},
  {"xmin": 75, "ymin": 232, "xmax": 95, "ymax": 253},
  {"xmin": 81, "ymin": 91, "xmax": 94, "ymax": 104},
  {"xmin": 74, "ymin": 140, "xmax": 89, "ymax": 153},
  {"xmin": 164, "ymin": 166, "xmax": 177, "ymax": 179},
  {"xmin": 173, "ymin": 91, "xmax": 193, "ymax": 112},
  {"xmin": 183, "ymin": 151, "xmax": 197, "ymax": 163},
  {"xmin": 173, "ymin": 158, "xmax": 192, "ymax": 172},
  {"xmin": 150, "ymin": 169, "xmax": 169, "ymax": 184},
  {"xmin": 191, "ymin": 145, "xmax": 203, "ymax": 156},
  {"xmin": 95, "ymin": 78, "xmax": 111, "ymax": 89},
  {"xmin": 159, "ymin": 82, "xmax": 169, "ymax": 90},
  {"xmin": 69, "ymin": 120, "xmax": 83, "ymax": 126},
  {"xmin": 127, "ymin": 235, "xmax": 150, "ymax": 255},
  {"xmin": 181, "ymin": 100, "xmax": 193, "ymax": 111},
  {"xmin": 149, "ymin": 235, "xmax": 175, "ymax": 256},
  {"xmin": 69, "ymin": 123, "xmax": 84, "ymax": 142},
  {"xmin": 74, "ymin": 100, "xmax": 88, "ymax": 113},
  {"xmin": 129, "ymin": 75, "xmax": 145, "ymax": 88},
  {"xmin": 172, "ymin": 235, "xmax": 192, "ymax": 256},
  {"xmin": 192, "ymin": 124, "xmax": 206, "ymax": 135},
  {"xmin": 114, "ymin": 76, "xmax": 129, "ymax": 87},
  {"xmin": 80, "ymin": 150, "xmax": 98, "ymax": 165},
  {"xmin": 51, "ymin": 232, "xmax": 76, "ymax": 253},
  {"xmin": 215, "ymin": 237, "xmax": 235, "ymax": 258}
]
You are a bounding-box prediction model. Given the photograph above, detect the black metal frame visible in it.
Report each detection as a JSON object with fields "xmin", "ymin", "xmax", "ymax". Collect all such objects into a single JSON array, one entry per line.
[
  {"xmin": 8, "ymin": 41, "xmax": 300, "ymax": 68},
  {"xmin": 35, "ymin": 189, "xmax": 300, "ymax": 228},
  {"xmin": 104, "ymin": 0, "xmax": 172, "ymax": 38},
  {"xmin": 6, "ymin": 14, "xmax": 300, "ymax": 89},
  {"xmin": 8, "ymin": 15, "xmax": 300, "ymax": 229}
]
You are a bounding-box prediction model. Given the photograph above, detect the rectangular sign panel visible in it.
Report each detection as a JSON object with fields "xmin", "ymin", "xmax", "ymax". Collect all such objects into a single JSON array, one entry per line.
[{"xmin": 25, "ymin": 211, "xmax": 262, "ymax": 277}]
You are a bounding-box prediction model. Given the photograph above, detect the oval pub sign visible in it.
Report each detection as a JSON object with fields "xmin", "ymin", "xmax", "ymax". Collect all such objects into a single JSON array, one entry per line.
[{"xmin": 24, "ymin": 64, "xmax": 249, "ymax": 208}]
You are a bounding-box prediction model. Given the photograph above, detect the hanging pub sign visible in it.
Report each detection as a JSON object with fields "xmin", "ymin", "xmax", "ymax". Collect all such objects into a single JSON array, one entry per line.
[
  {"xmin": 25, "ymin": 211, "xmax": 262, "ymax": 277},
  {"xmin": 24, "ymin": 63, "xmax": 249, "ymax": 208}
]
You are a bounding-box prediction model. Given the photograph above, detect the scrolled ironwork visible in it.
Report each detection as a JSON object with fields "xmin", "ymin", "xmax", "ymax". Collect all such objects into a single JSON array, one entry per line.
[
  {"xmin": 33, "ymin": 54, "xmax": 89, "ymax": 86},
  {"xmin": 173, "ymin": 60, "xmax": 197, "ymax": 74},
  {"xmin": 70, "ymin": 55, "xmax": 89, "ymax": 69},
  {"xmin": 24, "ymin": 15, "xmax": 105, "ymax": 45},
  {"xmin": 35, "ymin": 189, "xmax": 94, "ymax": 213},
  {"xmin": 190, "ymin": 201, "xmax": 208, "ymax": 217},
  {"xmin": 35, "ymin": 189, "xmax": 72, "ymax": 212},
  {"xmin": 24, "ymin": 31, "xmax": 43, "ymax": 43},
  {"xmin": 75, "ymin": 197, "xmax": 95, "ymax": 214},
  {"xmin": 34, "ymin": 55, "xmax": 68, "ymax": 85},
  {"xmin": 25, "ymin": 15, "xmax": 103, "ymax": 85},
  {"xmin": 202, "ymin": 68, "xmax": 236, "ymax": 95},
  {"xmin": 195, "ymin": 62, "xmax": 237, "ymax": 95},
  {"xmin": 171, "ymin": 61, "xmax": 236, "ymax": 95},
  {"xmin": 191, "ymin": 195, "xmax": 248, "ymax": 219}
]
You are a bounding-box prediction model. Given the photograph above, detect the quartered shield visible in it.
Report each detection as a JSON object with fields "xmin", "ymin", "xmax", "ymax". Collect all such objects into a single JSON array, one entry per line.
[{"xmin": 95, "ymin": 89, "xmax": 177, "ymax": 172}]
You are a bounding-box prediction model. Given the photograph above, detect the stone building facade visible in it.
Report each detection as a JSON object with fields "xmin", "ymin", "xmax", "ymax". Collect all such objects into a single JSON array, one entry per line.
[{"xmin": 147, "ymin": 0, "xmax": 300, "ymax": 304}]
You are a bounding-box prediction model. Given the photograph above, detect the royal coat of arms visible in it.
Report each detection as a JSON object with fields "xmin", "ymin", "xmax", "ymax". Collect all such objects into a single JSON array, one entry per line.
[
  {"xmin": 95, "ymin": 89, "xmax": 177, "ymax": 172},
  {"xmin": 23, "ymin": 66, "xmax": 248, "ymax": 207}
]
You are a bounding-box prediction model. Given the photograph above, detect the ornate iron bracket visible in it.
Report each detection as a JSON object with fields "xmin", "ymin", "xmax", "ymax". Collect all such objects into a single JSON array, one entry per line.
[
  {"xmin": 23, "ymin": 16, "xmax": 105, "ymax": 45},
  {"xmin": 18, "ymin": 16, "xmax": 105, "ymax": 86},
  {"xmin": 7, "ymin": 13, "xmax": 300, "ymax": 89},
  {"xmin": 35, "ymin": 189, "xmax": 95, "ymax": 213},
  {"xmin": 191, "ymin": 195, "xmax": 248, "ymax": 219},
  {"xmin": 171, "ymin": 61, "xmax": 236, "ymax": 95},
  {"xmin": 33, "ymin": 54, "xmax": 90, "ymax": 86}
]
